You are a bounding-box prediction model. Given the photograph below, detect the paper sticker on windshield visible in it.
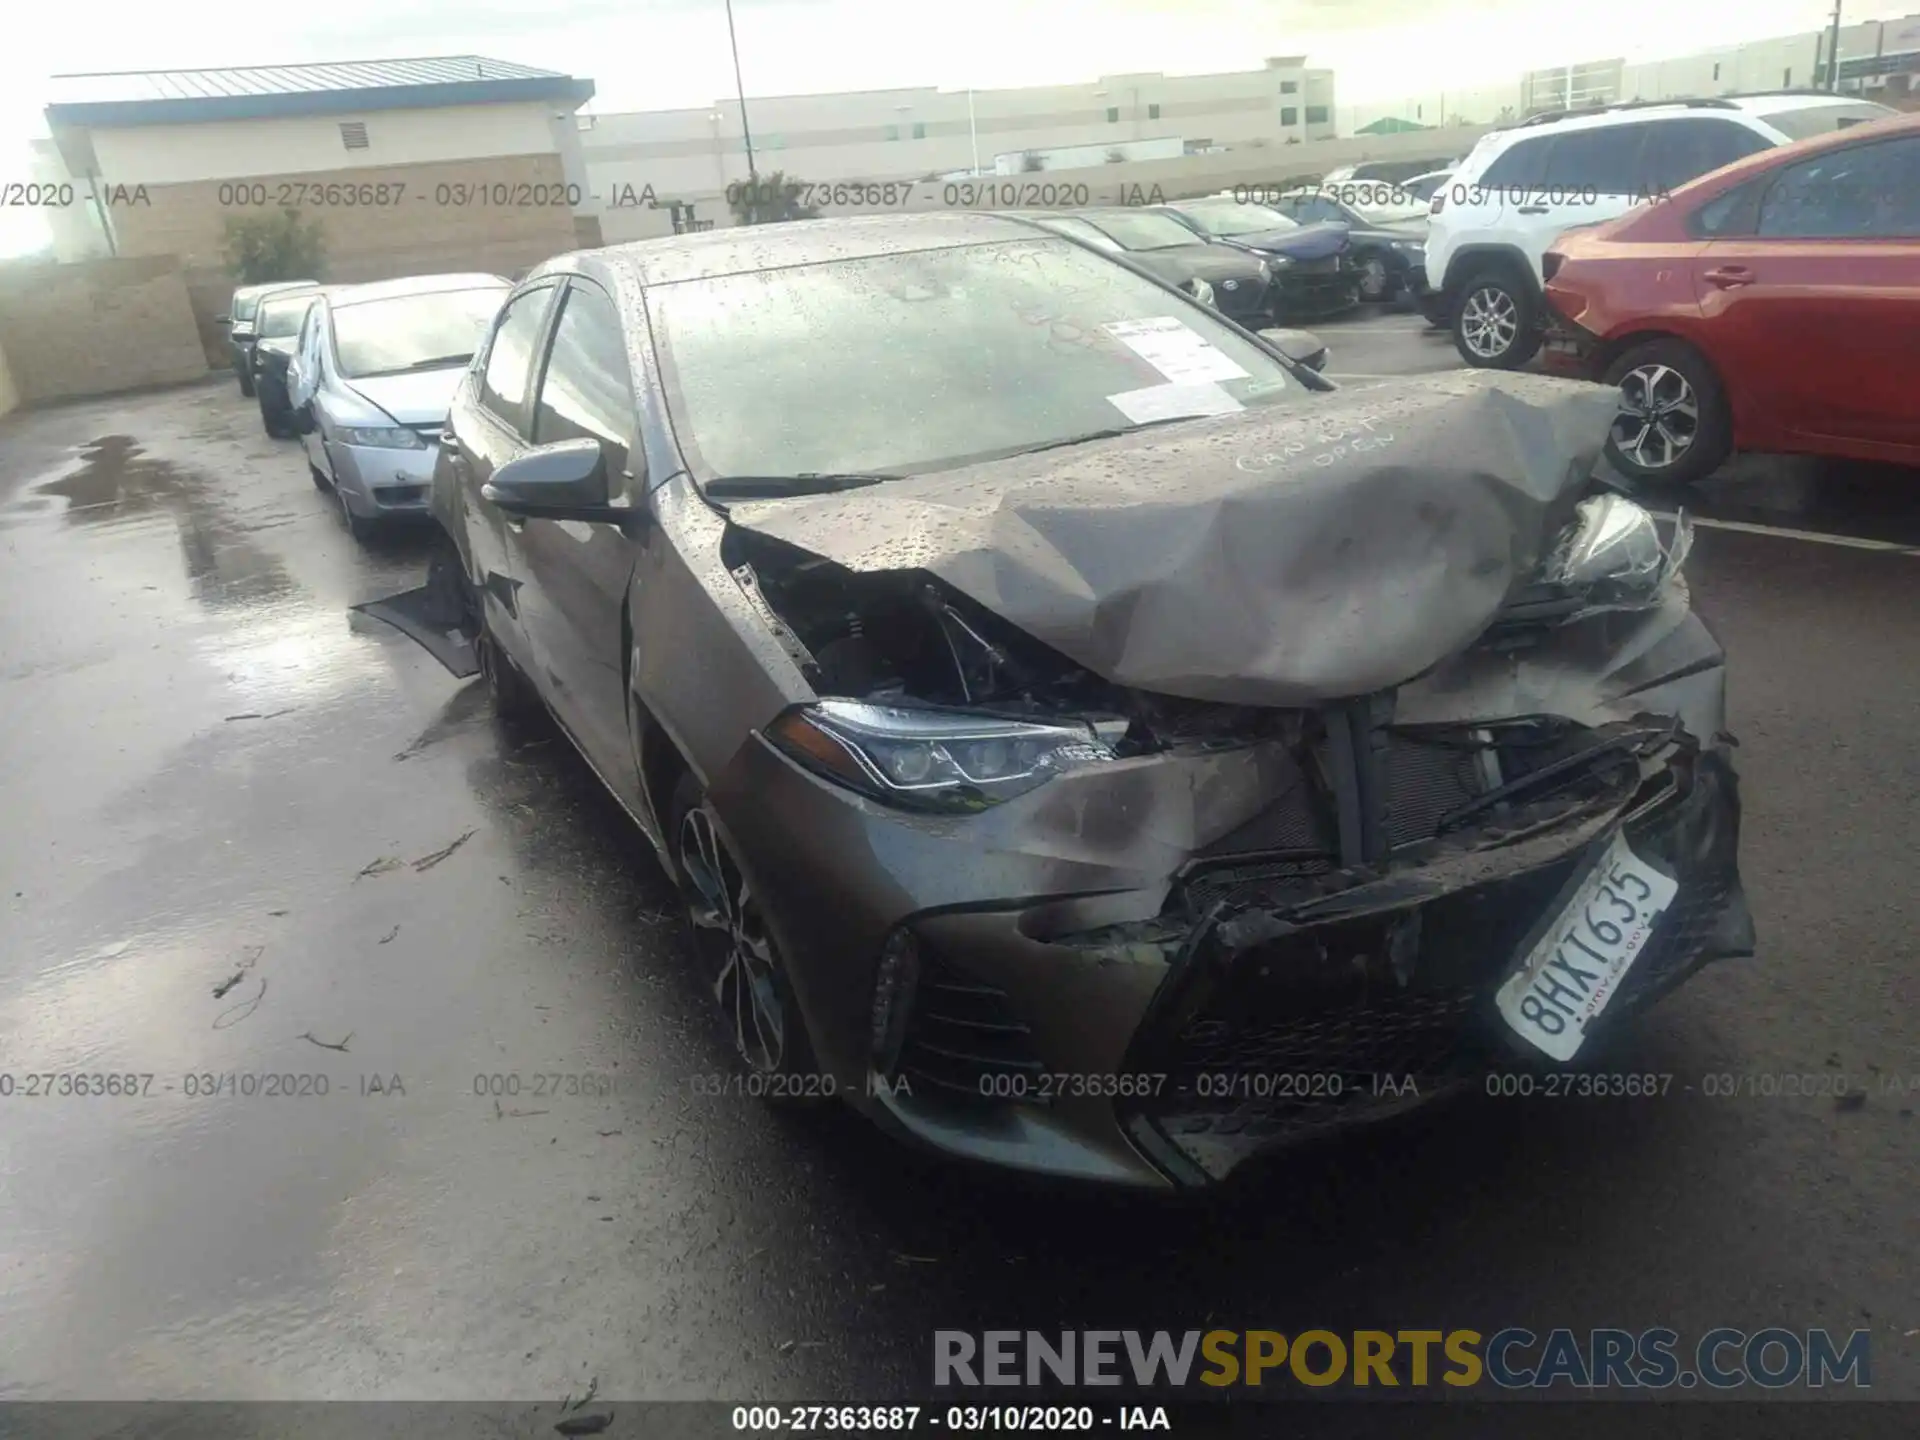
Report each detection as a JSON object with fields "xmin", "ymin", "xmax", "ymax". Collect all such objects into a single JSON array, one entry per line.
[
  {"xmin": 1104, "ymin": 317, "xmax": 1250, "ymax": 386},
  {"xmin": 1106, "ymin": 382, "xmax": 1245, "ymax": 425}
]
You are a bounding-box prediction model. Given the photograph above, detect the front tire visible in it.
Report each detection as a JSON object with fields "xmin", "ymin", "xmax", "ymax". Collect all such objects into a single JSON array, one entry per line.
[
  {"xmin": 1601, "ymin": 339, "xmax": 1731, "ymax": 487},
  {"xmin": 237, "ymin": 367, "xmax": 256, "ymax": 399},
  {"xmin": 1358, "ymin": 255, "xmax": 1391, "ymax": 302},
  {"xmin": 1451, "ymin": 267, "xmax": 1542, "ymax": 370},
  {"xmin": 336, "ymin": 484, "xmax": 374, "ymax": 542},
  {"xmin": 474, "ymin": 617, "xmax": 541, "ymax": 721},
  {"xmin": 668, "ymin": 769, "xmax": 825, "ymax": 1103},
  {"xmin": 259, "ymin": 393, "xmax": 293, "ymax": 439}
]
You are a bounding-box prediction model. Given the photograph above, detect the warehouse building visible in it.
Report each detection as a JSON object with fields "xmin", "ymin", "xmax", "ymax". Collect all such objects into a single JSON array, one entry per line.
[{"xmin": 40, "ymin": 58, "xmax": 599, "ymax": 364}]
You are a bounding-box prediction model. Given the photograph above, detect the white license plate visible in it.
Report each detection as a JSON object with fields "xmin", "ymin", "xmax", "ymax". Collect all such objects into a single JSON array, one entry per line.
[{"xmin": 1496, "ymin": 831, "xmax": 1678, "ymax": 1062}]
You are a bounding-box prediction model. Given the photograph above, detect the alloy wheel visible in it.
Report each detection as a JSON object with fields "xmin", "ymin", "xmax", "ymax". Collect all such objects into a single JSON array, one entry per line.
[
  {"xmin": 1459, "ymin": 284, "xmax": 1519, "ymax": 359},
  {"xmin": 678, "ymin": 804, "xmax": 785, "ymax": 1072},
  {"xmin": 1612, "ymin": 363, "xmax": 1699, "ymax": 472}
]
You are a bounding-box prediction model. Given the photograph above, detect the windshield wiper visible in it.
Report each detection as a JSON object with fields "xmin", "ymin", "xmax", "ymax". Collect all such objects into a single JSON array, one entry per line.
[
  {"xmin": 356, "ymin": 354, "xmax": 475, "ymax": 378},
  {"xmin": 705, "ymin": 472, "xmax": 903, "ymax": 498},
  {"xmin": 996, "ymin": 413, "xmax": 1221, "ymax": 460}
]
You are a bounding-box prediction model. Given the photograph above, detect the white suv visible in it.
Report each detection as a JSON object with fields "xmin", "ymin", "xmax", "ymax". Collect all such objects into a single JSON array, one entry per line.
[{"xmin": 1424, "ymin": 93, "xmax": 1894, "ymax": 368}]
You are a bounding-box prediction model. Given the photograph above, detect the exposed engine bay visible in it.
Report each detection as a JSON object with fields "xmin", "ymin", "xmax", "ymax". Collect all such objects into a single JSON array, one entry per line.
[
  {"xmin": 723, "ymin": 507, "xmax": 1687, "ymax": 883},
  {"xmin": 725, "ymin": 527, "xmax": 1301, "ymax": 757}
]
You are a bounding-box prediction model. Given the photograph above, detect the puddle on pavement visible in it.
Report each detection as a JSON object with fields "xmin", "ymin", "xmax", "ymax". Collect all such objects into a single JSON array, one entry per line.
[
  {"xmin": 32, "ymin": 433, "xmax": 302, "ymax": 612},
  {"xmin": 1674, "ymin": 455, "xmax": 1920, "ymax": 549}
]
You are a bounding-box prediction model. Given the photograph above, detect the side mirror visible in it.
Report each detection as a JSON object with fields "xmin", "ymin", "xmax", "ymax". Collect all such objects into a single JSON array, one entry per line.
[
  {"xmin": 1267, "ymin": 327, "xmax": 1329, "ymax": 372},
  {"xmin": 482, "ymin": 438, "xmax": 629, "ymax": 521}
]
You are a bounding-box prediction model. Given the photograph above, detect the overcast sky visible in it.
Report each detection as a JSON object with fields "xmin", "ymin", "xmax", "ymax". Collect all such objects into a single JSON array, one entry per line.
[{"xmin": 2, "ymin": 0, "xmax": 1912, "ymax": 253}]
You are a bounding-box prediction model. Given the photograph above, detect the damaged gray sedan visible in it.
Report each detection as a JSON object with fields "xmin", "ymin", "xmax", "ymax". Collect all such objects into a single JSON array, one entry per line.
[{"xmin": 388, "ymin": 213, "xmax": 1752, "ymax": 1188}]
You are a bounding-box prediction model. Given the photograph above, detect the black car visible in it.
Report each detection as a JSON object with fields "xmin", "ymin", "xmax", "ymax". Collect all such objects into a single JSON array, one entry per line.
[
  {"xmin": 1150, "ymin": 198, "xmax": 1360, "ymax": 318},
  {"xmin": 1267, "ymin": 187, "xmax": 1432, "ymax": 304},
  {"xmin": 218, "ymin": 280, "xmax": 317, "ymax": 397},
  {"xmin": 1022, "ymin": 209, "xmax": 1278, "ymax": 328},
  {"xmin": 251, "ymin": 289, "xmax": 326, "ymax": 438},
  {"xmin": 364, "ymin": 213, "xmax": 1749, "ymax": 1190}
]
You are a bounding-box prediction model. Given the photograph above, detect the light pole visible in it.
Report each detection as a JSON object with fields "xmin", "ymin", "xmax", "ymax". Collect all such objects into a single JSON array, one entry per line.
[
  {"xmin": 723, "ymin": 0, "xmax": 759, "ymax": 194},
  {"xmin": 967, "ymin": 88, "xmax": 980, "ymax": 176},
  {"xmin": 1825, "ymin": 0, "xmax": 1845, "ymax": 91}
]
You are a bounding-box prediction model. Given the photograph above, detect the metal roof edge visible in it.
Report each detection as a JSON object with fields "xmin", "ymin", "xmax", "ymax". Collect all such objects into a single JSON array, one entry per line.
[{"xmin": 46, "ymin": 75, "xmax": 595, "ymax": 129}]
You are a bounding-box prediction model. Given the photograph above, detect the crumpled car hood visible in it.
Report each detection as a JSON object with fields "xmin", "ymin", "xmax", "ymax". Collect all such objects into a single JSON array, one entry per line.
[
  {"xmin": 723, "ymin": 371, "xmax": 1620, "ymax": 707},
  {"xmin": 345, "ymin": 367, "xmax": 466, "ymax": 428}
]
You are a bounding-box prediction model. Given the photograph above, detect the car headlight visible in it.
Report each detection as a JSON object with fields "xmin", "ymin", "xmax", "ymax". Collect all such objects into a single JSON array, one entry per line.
[
  {"xmin": 1543, "ymin": 494, "xmax": 1693, "ymax": 614},
  {"xmin": 767, "ymin": 700, "xmax": 1118, "ymax": 813},
  {"xmin": 1392, "ymin": 239, "xmax": 1425, "ymax": 252},
  {"xmin": 337, "ymin": 425, "xmax": 427, "ymax": 450},
  {"xmin": 1185, "ymin": 277, "xmax": 1217, "ymax": 306}
]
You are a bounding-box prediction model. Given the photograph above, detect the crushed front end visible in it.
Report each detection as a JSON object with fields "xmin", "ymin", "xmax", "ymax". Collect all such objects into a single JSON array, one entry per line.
[
  {"xmin": 709, "ymin": 479, "xmax": 1752, "ymax": 1189},
  {"xmin": 1110, "ymin": 710, "xmax": 1748, "ymax": 1185}
]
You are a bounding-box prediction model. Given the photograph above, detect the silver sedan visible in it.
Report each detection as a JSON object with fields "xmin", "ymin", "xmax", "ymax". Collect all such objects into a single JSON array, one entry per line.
[{"xmin": 286, "ymin": 273, "xmax": 511, "ymax": 540}]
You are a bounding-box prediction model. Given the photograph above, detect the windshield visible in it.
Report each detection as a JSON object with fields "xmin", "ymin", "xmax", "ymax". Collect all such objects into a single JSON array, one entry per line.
[
  {"xmin": 257, "ymin": 296, "xmax": 315, "ymax": 339},
  {"xmin": 332, "ymin": 287, "xmax": 509, "ymax": 379},
  {"xmin": 1083, "ymin": 211, "xmax": 1203, "ymax": 251},
  {"xmin": 1170, "ymin": 200, "xmax": 1297, "ymax": 237},
  {"xmin": 1756, "ymin": 101, "xmax": 1897, "ymax": 141},
  {"xmin": 649, "ymin": 238, "xmax": 1301, "ymax": 485}
]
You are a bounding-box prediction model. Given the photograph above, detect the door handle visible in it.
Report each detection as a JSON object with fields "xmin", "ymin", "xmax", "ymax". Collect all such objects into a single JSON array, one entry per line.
[
  {"xmin": 1702, "ymin": 266, "xmax": 1752, "ymax": 288},
  {"xmin": 1516, "ymin": 204, "xmax": 1551, "ymax": 215}
]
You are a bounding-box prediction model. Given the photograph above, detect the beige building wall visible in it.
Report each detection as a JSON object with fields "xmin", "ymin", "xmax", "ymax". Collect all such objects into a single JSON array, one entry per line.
[
  {"xmin": 0, "ymin": 256, "xmax": 207, "ymax": 406},
  {"xmin": 87, "ymin": 102, "xmax": 568, "ymax": 185},
  {"xmin": 51, "ymin": 99, "xmax": 593, "ymax": 365},
  {"xmin": 582, "ymin": 58, "xmax": 1337, "ymax": 227},
  {"xmin": 102, "ymin": 153, "xmax": 581, "ymax": 366}
]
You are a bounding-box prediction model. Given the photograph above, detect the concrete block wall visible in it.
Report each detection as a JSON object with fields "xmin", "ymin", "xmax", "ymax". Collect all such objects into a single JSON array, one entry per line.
[
  {"xmin": 106, "ymin": 155, "xmax": 585, "ymax": 366},
  {"xmin": 0, "ymin": 256, "xmax": 209, "ymax": 406}
]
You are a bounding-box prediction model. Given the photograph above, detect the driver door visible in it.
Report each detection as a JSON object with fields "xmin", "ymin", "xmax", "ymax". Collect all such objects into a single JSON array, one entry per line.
[
  {"xmin": 513, "ymin": 278, "xmax": 648, "ymax": 809},
  {"xmin": 458, "ymin": 283, "xmax": 563, "ymax": 681}
]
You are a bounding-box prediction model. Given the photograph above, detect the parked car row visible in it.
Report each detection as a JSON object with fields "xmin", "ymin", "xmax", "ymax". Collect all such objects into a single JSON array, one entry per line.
[
  {"xmin": 1418, "ymin": 91, "xmax": 1913, "ymax": 482},
  {"xmin": 217, "ymin": 279, "xmax": 317, "ymax": 396},
  {"xmin": 220, "ymin": 273, "xmax": 512, "ymax": 542}
]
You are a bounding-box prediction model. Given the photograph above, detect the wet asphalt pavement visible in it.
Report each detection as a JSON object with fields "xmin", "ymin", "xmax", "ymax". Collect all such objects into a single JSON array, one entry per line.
[{"xmin": 1, "ymin": 319, "xmax": 1916, "ymax": 1417}]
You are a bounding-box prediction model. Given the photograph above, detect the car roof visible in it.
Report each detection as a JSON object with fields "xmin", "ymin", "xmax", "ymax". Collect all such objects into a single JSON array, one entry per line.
[
  {"xmin": 1492, "ymin": 91, "xmax": 1888, "ymax": 143},
  {"xmin": 537, "ymin": 212, "xmax": 1053, "ymax": 288},
  {"xmin": 235, "ymin": 279, "xmax": 318, "ymax": 299},
  {"xmin": 1648, "ymin": 106, "xmax": 1920, "ymax": 206},
  {"xmin": 257, "ymin": 286, "xmax": 331, "ymax": 310},
  {"xmin": 327, "ymin": 272, "xmax": 512, "ymax": 308}
]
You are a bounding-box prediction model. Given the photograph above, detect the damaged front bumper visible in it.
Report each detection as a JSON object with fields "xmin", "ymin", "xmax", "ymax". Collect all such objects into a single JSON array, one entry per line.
[
  {"xmin": 1118, "ymin": 741, "xmax": 1749, "ymax": 1185},
  {"xmin": 707, "ymin": 612, "xmax": 1751, "ymax": 1190}
]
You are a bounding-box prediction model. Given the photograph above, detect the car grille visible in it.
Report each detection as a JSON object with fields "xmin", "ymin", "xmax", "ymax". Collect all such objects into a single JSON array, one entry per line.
[
  {"xmin": 1120, "ymin": 760, "xmax": 1740, "ymax": 1179},
  {"xmin": 373, "ymin": 485, "xmax": 429, "ymax": 508},
  {"xmin": 1213, "ymin": 279, "xmax": 1270, "ymax": 319},
  {"xmin": 895, "ymin": 952, "xmax": 1045, "ymax": 1104},
  {"xmin": 1293, "ymin": 255, "xmax": 1342, "ymax": 275}
]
